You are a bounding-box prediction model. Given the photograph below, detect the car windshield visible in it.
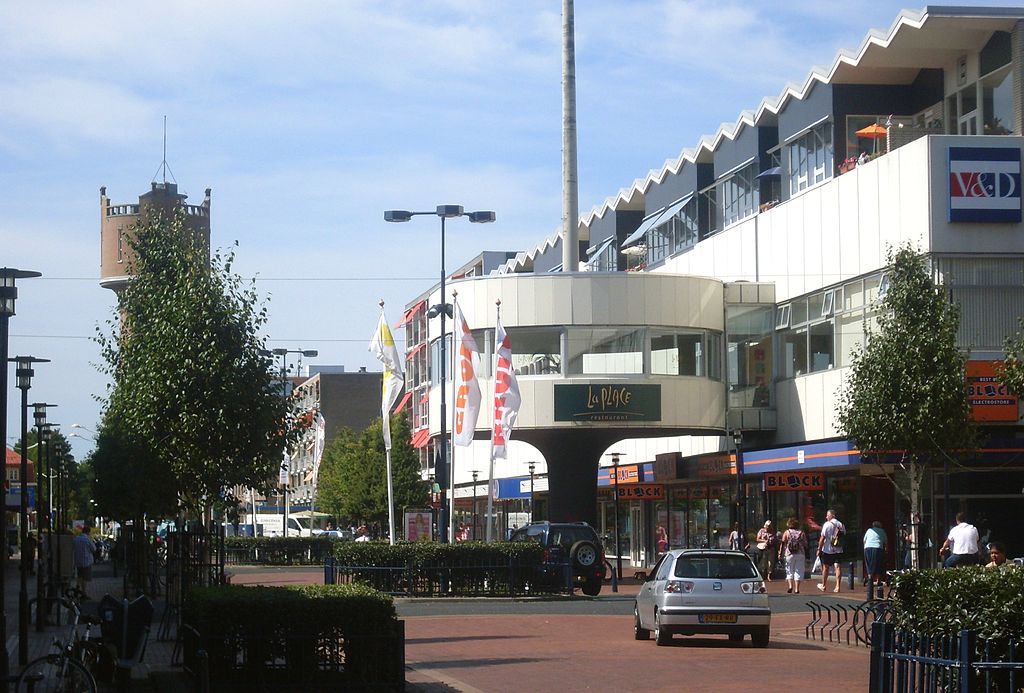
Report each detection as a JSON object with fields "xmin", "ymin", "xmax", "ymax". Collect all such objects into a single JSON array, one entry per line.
[{"xmin": 673, "ymin": 555, "xmax": 759, "ymax": 579}]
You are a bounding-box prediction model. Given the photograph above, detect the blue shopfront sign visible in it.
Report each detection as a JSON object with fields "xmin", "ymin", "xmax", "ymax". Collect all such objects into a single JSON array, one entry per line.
[
  {"xmin": 740, "ymin": 439, "xmax": 860, "ymax": 474},
  {"xmin": 948, "ymin": 146, "xmax": 1022, "ymax": 223},
  {"xmin": 4, "ymin": 487, "xmax": 36, "ymax": 509}
]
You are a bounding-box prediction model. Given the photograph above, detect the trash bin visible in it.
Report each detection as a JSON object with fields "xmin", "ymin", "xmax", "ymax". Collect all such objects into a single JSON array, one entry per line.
[{"xmin": 99, "ymin": 594, "xmax": 154, "ymax": 692}]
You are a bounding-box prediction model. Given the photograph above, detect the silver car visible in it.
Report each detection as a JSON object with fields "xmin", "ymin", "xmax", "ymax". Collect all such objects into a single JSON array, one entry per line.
[{"xmin": 634, "ymin": 549, "xmax": 771, "ymax": 647}]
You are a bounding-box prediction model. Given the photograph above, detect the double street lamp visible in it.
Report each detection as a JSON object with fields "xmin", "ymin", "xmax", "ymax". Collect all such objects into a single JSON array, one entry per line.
[
  {"xmin": 32, "ymin": 404, "xmax": 56, "ymax": 632},
  {"xmin": 383, "ymin": 205, "xmax": 495, "ymax": 544},
  {"xmin": 12, "ymin": 356, "xmax": 47, "ymax": 664},
  {"xmin": 605, "ymin": 452, "xmax": 624, "ymax": 581},
  {"xmin": 0, "ymin": 267, "xmax": 41, "ymax": 677},
  {"xmin": 470, "ymin": 470, "xmax": 479, "ymax": 541},
  {"xmin": 527, "ymin": 463, "xmax": 536, "ymax": 522},
  {"xmin": 261, "ymin": 348, "xmax": 317, "ymax": 536}
]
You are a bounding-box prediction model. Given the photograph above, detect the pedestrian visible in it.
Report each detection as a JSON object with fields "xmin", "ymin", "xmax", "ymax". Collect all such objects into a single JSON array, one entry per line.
[
  {"xmin": 985, "ymin": 541, "xmax": 1018, "ymax": 570},
  {"xmin": 728, "ymin": 522, "xmax": 745, "ymax": 551},
  {"xmin": 755, "ymin": 521, "xmax": 775, "ymax": 581},
  {"xmin": 73, "ymin": 521, "xmax": 96, "ymax": 599},
  {"xmin": 779, "ymin": 518, "xmax": 808, "ymax": 594},
  {"xmin": 816, "ymin": 509, "xmax": 846, "ymax": 593},
  {"xmin": 655, "ymin": 525, "xmax": 668, "ymax": 554},
  {"xmin": 939, "ymin": 512, "xmax": 980, "ymax": 567},
  {"xmin": 354, "ymin": 525, "xmax": 371, "ymax": 543},
  {"xmin": 863, "ymin": 520, "xmax": 888, "ymax": 587}
]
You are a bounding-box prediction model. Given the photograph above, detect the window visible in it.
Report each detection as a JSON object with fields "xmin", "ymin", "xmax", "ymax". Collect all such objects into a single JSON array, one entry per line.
[
  {"xmin": 776, "ymin": 304, "xmax": 791, "ymax": 330},
  {"xmin": 719, "ymin": 161, "xmax": 759, "ymax": 227},
  {"xmin": 567, "ymin": 328, "xmax": 644, "ymax": 375},
  {"xmin": 787, "ymin": 121, "xmax": 833, "ymax": 195},
  {"xmin": 809, "ymin": 320, "xmax": 834, "ymax": 372},
  {"xmin": 780, "ymin": 328, "xmax": 808, "ymax": 378},
  {"xmin": 117, "ymin": 226, "xmax": 124, "ymax": 262},
  {"xmin": 674, "ymin": 555, "xmax": 759, "ymax": 579},
  {"xmin": 506, "ymin": 327, "xmax": 562, "ymax": 376},
  {"xmin": 983, "ymin": 66, "xmax": 1015, "ymax": 135},
  {"xmin": 646, "ymin": 196, "xmax": 698, "ymax": 265},
  {"xmin": 821, "ymin": 290, "xmax": 835, "ymax": 318},
  {"xmin": 651, "ymin": 331, "xmax": 705, "ymax": 376}
]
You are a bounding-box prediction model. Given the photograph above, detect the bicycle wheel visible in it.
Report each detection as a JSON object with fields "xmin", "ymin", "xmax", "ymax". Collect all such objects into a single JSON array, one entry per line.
[{"xmin": 17, "ymin": 654, "xmax": 97, "ymax": 693}]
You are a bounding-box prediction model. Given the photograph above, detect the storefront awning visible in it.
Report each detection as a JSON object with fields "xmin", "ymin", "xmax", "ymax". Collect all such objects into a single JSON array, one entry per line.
[
  {"xmin": 406, "ymin": 342, "xmax": 426, "ymax": 360},
  {"xmin": 411, "ymin": 429, "xmax": 431, "ymax": 448},
  {"xmin": 394, "ymin": 391, "xmax": 412, "ymax": 412},
  {"xmin": 621, "ymin": 193, "xmax": 693, "ymax": 249},
  {"xmin": 395, "ymin": 300, "xmax": 426, "ymax": 328}
]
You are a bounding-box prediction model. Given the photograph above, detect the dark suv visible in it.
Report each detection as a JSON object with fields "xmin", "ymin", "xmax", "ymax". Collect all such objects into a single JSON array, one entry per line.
[{"xmin": 509, "ymin": 521, "xmax": 605, "ymax": 596}]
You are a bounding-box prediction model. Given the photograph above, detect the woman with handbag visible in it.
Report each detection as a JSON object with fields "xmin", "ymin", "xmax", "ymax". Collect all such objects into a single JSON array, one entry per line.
[{"xmin": 779, "ymin": 518, "xmax": 808, "ymax": 594}]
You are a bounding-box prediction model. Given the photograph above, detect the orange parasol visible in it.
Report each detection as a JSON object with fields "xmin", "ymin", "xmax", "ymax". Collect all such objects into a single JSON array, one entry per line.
[{"xmin": 855, "ymin": 123, "xmax": 888, "ymax": 138}]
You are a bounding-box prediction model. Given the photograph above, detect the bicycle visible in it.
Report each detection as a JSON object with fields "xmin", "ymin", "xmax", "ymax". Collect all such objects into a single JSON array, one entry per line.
[{"xmin": 16, "ymin": 595, "xmax": 109, "ymax": 692}]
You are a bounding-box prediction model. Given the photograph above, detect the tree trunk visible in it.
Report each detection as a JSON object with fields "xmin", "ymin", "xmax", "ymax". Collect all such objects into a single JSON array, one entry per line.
[{"xmin": 909, "ymin": 462, "xmax": 922, "ymax": 570}]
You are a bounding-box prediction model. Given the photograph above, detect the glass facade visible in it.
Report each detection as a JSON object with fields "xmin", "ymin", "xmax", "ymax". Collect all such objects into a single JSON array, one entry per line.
[{"xmin": 787, "ymin": 120, "xmax": 833, "ymax": 194}]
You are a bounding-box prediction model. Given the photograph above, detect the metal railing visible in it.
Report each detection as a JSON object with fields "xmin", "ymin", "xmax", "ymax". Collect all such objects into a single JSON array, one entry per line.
[
  {"xmin": 805, "ymin": 599, "xmax": 895, "ymax": 647},
  {"xmin": 870, "ymin": 622, "xmax": 1024, "ymax": 693}
]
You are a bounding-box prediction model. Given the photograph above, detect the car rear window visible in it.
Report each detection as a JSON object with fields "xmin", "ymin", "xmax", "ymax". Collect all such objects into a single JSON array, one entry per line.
[
  {"xmin": 548, "ymin": 526, "xmax": 597, "ymax": 548},
  {"xmin": 673, "ymin": 555, "xmax": 759, "ymax": 579}
]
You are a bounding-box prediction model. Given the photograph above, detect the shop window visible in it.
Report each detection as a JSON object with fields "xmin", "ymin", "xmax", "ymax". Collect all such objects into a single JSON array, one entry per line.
[{"xmin": 567, "ymin": 327, "xmax": 644, "ymax": 375}]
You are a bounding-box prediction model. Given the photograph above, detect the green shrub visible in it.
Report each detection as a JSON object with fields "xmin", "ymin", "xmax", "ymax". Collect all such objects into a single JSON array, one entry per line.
[{"xmin": 890, "ymin": 567, "xmax": 1024, "ymax": 641}]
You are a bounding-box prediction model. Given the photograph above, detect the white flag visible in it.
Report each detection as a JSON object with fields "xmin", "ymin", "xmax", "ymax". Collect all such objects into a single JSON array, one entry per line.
[
  {"xmin": 452, "ymin": 303, "xmax": 482, "ymax": 447},
  {"xmin": 491, "ymin": 316, "xmax": 521, "ymax": 459},
  {"xmin": 369, "ymin": 310, "xmax": 405, "ymax": 450},
  {"xmin": 309, "ymin": 411, "xmax": 326, "ymax": 485}
]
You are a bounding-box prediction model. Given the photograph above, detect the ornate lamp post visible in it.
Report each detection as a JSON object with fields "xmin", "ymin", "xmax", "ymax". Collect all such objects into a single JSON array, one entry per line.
[
  {"xmin": 470, "ymin": 470, "xmax": 479, "ymax": 541},
  {"xmin": 606, "ymin": 452, "xmax": 624, "ymax": 581},
  {"xmin": 0, "ymin": 267, "xmax": 41, "ymax": 677},
  {"xmin": 384, "ymin": 205, "xmax": 495, "ymax": 543},
  {"xmin": 528, "ymin": 463, "xmax": 536, "ymax": 522},
  {"xmin": 733, "ymin": 429, "xmax": 745, "ymax": 549}
]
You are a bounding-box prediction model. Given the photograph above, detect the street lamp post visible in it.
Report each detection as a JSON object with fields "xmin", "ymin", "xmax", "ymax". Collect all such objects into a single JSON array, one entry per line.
[
  {"xmin": 470, "ymin": 470, "xmax": 479, "ymax": 541},
  {"xmin": 528, "ymin": 463, "xmax": 535, "ymax": 522},
  {"xmin": 262, "ymin": 348, "xmax": 317, "ymax": 537},
  {"xmin": 11, "ymin": 355, "xmax": 47, "ymax": 664},
  {"xmin": 384, "ymin": 205, "xmax": 495, "ymax": 544},
  {"xmin": 32, "ymin": 404, "xmax": 56, "ymax": 632},
  {"xmin": 39, "ymin": 423, "xmax": 59, "ymax": 608},
  {"xmin": 604, "ymin": 452, "xmax": 625, "ymax": 581},
  {"xmin": 733, "ymin": 429, "xmax": 745, "ymax": 550},
  {"xmin": 0, "ymin": 267, "xmax": 41, "ymax": 678}
]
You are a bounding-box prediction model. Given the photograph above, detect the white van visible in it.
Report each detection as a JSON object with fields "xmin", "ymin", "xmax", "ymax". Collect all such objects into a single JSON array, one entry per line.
[{"xmin": 253, "ymin": 514, "xmax": 310, "ymax": 537}]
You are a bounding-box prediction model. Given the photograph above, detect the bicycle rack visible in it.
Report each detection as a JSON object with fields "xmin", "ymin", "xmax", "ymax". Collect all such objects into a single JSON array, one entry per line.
[
  {"xmin": 829, "ymin": 603, "xmax": 847, "ymax": 643},
  {"xmin": 805, "ymin": 601, "xmax": 821, "ymax": 639}
]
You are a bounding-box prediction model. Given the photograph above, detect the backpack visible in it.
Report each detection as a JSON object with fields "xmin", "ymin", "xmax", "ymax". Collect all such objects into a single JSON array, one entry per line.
[
  {"xmin": 787, "ymin": 530, "xmax": 805, "ymax": 555},
  {"xmin": 829, "ymin": 520, "xmax": 845, "ymax": 550}
]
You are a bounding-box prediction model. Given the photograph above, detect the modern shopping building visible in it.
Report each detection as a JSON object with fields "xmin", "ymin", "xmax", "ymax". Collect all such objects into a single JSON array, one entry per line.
[{"xmin": 399, "ymin": 6, "xmax": 1024, "ymax": 567}]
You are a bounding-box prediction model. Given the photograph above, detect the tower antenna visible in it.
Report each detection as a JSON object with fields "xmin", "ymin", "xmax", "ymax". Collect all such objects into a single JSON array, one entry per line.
[{"xmin": 151, "ymin": 115, "xmax": 177, "ymax": 185}]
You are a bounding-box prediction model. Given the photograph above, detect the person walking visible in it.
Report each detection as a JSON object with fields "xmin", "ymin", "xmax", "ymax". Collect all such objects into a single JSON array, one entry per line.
[
  {"xmin": 72, "ymin": 522, "xmax": 96, "ymax": 599},
  {"xmin": 755, "ymin": 521, "xmax": 775, "ymax": 581},
  {"xmin": 728, "ymin": 522, "xmax": 744, "ymax": 551},
  {"xmin": 939, "ymin": 512, "xmax": 980, "ymax": 567},
  {"xmin": 779, "ymin": 518, "xmax": 808, "ymax": 594},
  {"xmin": 816, "ymin": 509, "xmax": 846, "ymax": 593},
  {"xmin": 863, "ymin": 520, "xmax": 888, "ymax": 591}
]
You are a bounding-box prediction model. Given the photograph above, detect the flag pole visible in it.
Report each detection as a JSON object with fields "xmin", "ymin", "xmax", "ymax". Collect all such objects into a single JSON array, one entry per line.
[
  {"xmin": 486, "ymin": 299, "xmax": 501, "ymax": 542},
  {"xmin": 449, "ymin": 291, "xmax": 458, "ymax": 543},
  {"xmin": 374, "ymin": 299, "xmax": 400, "ymax": 546}
]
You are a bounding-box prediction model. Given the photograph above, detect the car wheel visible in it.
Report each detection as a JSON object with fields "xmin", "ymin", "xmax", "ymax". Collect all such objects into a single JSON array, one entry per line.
[
  {"xmin": 654, "ymin": 611, "xmax": 671, "ymax": 646},
  {"xmin": 582, "ymin": 578, "xmax": 601, "ymax": 596},
  {"xmin": 728, "ymin": 633, "xmax": 744, "ymax": 643},
  {"xmin": 570, "ymin": 540, "xmax": 600, "ymax": 569},
  {"xmin": 751, "ymin": 627, "xmax": 770, "ymax": 648},
  {"xmin": 634, "ymin": 607, "xmax": 650, "ymax": 640}
]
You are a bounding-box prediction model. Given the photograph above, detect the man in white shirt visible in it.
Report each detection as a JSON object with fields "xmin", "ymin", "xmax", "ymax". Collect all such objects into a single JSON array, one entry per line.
[
  {"xmin": 816, "ymin": 509, "xmax": 846, "ymax": 593},
  {"xmin": 939, "ymin": 512, "xmax": 980, "ymax": 567}
]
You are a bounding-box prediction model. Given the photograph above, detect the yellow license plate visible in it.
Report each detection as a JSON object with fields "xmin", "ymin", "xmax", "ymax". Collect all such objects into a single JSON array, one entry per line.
[{"xmin": 699, "ymin": 614, "xmax": 737, "ymax": 624}]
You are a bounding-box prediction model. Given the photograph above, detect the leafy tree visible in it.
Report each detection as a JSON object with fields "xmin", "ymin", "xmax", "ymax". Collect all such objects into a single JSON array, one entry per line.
[
  {"xmin": 836, "ymin": 244, "xmax": 977, "ymax": 567},
  {"xmin": 14, "ymin": 430, "xmax": 92, "ymax": 526},
  {"xmin": 999, "ymin": 318, "xmax": 1024, "ymax": 397},
  {"xmin": 316, "ymin": 411, "xmax": 427, "ymax": 530},
  {"xmin": 88, "ymin": 419, "xmax": 177, "ymax": 521},
  {"xmin": 94, "ymin": 210, "xmax": 298, "ymax": 517}
]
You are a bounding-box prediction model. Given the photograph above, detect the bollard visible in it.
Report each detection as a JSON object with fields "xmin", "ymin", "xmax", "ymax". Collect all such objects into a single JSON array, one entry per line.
[
  {"xmin": 849, "ymin": 560, "xmax": 856, "ymax": 591},
  {"xmin": 607, "ymin": 559, "xmax": 618, "ymax": 593}
]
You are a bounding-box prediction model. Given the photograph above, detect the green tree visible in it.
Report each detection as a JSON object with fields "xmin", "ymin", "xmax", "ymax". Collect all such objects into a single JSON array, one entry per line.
[
  {"xmin": 14, "ymin": 430, "xmax": 92, "ymax": 526},
  {"xmin": 95, "ymin": 210, "xmax": 298, "ymax": 517},
  {"xmin": 836, "ymin": 244, "xmax": 977, "ymax": 567},
  {"xmin": 88, "ymin": 419, "xmax": 177, "ymax": 521},
  {"xmin": 999, "ymin": 318, "xmax": 1024, "ymax": 397},
  {"xmin": 316, "ymin": 411, "xmax": 426, "ymax": 531}
]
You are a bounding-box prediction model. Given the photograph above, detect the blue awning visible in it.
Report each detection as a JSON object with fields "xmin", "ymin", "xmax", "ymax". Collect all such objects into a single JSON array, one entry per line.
[
  {"xmin": 586, "ymin": 235, "xmax": 615, "ymax": 256},
  {"xmin": 620, "ymin": 193, "xmax": 693, "ymax": 249},
  {"xmin": 756, "ymin": 166, "xmax": 783, "ymax": 179}
]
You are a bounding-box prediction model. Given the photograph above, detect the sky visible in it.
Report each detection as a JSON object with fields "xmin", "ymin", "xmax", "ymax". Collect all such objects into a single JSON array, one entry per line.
[{"xmin": 3, "ymin": 0, "xmax": 1022, "ymax": 460}]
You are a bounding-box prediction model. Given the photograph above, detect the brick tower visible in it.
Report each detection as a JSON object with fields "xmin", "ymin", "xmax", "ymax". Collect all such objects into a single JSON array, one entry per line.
[{"xmin": 99, "ymin": 181, "xmax": 211, "ymax": 293}]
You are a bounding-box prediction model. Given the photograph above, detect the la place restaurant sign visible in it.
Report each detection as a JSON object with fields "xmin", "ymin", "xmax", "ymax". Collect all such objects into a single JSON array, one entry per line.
[{"xmin": 553, "ymin": 384, "xmax": 661, "ymax": 422}]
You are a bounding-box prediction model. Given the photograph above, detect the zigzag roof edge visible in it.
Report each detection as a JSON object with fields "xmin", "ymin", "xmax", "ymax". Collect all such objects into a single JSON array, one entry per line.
[{"xmin": 578, "ymin": 7, "xmax": 944, "ymax": 229}]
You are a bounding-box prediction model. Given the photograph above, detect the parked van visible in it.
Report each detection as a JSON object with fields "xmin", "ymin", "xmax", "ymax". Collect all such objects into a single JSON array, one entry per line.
[{"xmin": 253, "ymin": 514, "xmax": 310, "ymax": 537}]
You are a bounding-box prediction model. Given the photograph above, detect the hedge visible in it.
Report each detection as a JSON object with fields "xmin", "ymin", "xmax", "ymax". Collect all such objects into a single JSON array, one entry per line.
[
  {"xmin": 183, "ymin": 584, "xmax": 402, "ymax": 690},
  {"xmin": 890, "ymin": 567, "xmax": 1024, "ymax": 642},
  {"xmin": 331, "ymin": 539, "xmax": 544, "ymax": 565}
]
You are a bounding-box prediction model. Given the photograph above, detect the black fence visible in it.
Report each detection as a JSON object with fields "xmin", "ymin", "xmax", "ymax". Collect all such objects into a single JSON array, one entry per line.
[
  {"xmin": 181, "ymin": 620, "xmax": 405, "ymax": 692},
  {"xmin": 870, "ymin": 622, "xmax": 1024, "ymax": 693},
  {"xmin": 324, "ymin": 556, "xmax": 574, "ymax": 597},
  {"xmin": 224, "ymin": 540, "xmax": 333, "ymax": 566}
]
